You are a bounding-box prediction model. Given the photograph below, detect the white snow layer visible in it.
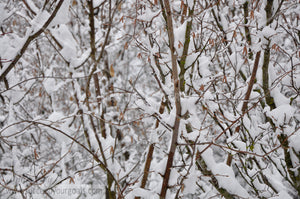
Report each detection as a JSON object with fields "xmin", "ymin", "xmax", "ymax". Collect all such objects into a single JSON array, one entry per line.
[
  {"xmin": 30, "ymin": 0, "xmax": 70, "ymax": 33},
  {"xmin": 51, "ymin": 24, "xmax": 77, "ymax": 61},
  {"xmin": 201, "ymin": 147, "xmax": 250, "ymax": 197},
  {"xmin": 31, "ymin": 10, "xmax": 50, "ymax": 33},
  {"xmin": 50, "ymin": 0, "xmax": 71, "ymax": 27},
  {"xmin": 0, "ymin": 3, "xmax": 9, "ymax": 25},
  {"xmin": 265, "ymin": 104, "xmax": 295, "ymax": 126},
  {"xmin": 261, "ymin": 26, "xmax": 277, "ymax": 38}
]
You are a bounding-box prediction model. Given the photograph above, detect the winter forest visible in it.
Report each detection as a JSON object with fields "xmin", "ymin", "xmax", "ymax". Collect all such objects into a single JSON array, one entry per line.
[{"xmin": 0, "ymin": 0, "xmax": 299, "ymax": 198}]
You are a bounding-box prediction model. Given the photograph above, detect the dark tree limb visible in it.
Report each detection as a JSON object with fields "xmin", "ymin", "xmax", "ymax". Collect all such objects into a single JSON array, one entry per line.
[{"xmin": 159, "ymin": 0, "xmax": 182, "ymax": 198}]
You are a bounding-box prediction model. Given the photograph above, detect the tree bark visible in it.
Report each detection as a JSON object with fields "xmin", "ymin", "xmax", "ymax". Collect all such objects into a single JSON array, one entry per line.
[{"xmin": 160, "ymin": 0, "xmax": 182, "ymax": 198}]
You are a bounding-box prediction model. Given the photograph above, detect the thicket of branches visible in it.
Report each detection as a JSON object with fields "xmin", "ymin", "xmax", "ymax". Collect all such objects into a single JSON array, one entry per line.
[{"xmin": 0, "ymin": 0, "xmax": 299, "ymax": 198}]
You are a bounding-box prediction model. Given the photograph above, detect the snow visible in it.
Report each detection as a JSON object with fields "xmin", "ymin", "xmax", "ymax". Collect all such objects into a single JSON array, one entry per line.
[
  {"xmin": 51, "ymin": 24, "xmax": 77, "ymax": 61},
  {"xmin": 135, "ymin": 99, "xmax": 156, "ymax": 115},
  {"xmin": 214, "ymin": 163, "xmax": 249, "ymax": 197},
  {"xmin": 261, "ymin": 26, "xmax": 277, "ymax": 38},
  {"xmin": 31, "ymin": 11, "xmax": 50, "ymax": 33},
  {"xmin": 45, "ymin": 111, "xmax": 75, "ymax": 144},
  {"xmin": 271, "ymin": 87, "xmax": 290, "ymax": 107},
  {"xmin": 232, "ymin": 141, "xmax": 247, "ymax": 154},
  {"xmin": 181, "ymin": 95, "xmax": 197, "ymax": 116},
  {"xmin": 138, "ymin": 8, "xmax": 160, "ymax": 22},
  {"xmin": 43, "ymin": 69, "xmax": 68, "ymax": 94},
  {"xmin": 256, "ymin": 6, "xmax": 267, "ymax": 28},
  {"xmin": 219, "ymin": 11, "xmax": 229, "ymax": 32},
  {"xmin": 270, "ymin": 191, "xmax": 293, "ymax": 199},
  {"xmin": 197, "ymin": 56, "xmax": 211, "ymax": 77},
  {"xmin": 149, "ymin": 129, "xmax": 160, "ymax": 143},
  {"xmin": 50, "ymin": 0, "xmax": 71, "ymax": 27},
  {"xmin": 93, "ymin": 0, "xmax": 104, "ymax": 7},
  {"xmin": 98, "ymin": 134, "xmax": 115, "ymax": 158},
  {"xmin": 0, "ymin": 3, "xmax": 9, "ymax": 25},
  {"xmin": 48, "ymin": 111, "xmax": 65, "ymax": 122},
  {"xmin": 187, "ymin": 0, "xmax": 194, "ymax": 9},
  {"xmin": 289, "ymin": 132, "xmax": 300, "ymax": 152},
  {"xmin": 30, "ymin": 0, "xmax": 70, "ymax": 33},
  {"xmin": 26, "ymin": 0, "xmax": 39, "ymax": 14},
  {"xmin": 226, "ymin": 133, "xmax": 239, "ymax": 143},
  {"xmin": 43, "ymin": 77, "xmax": 56, "ymax": 94},
  {"xmin": 265, "ymin": 104, "xmax": 295, "ymax": 126},
  {"xmin": 0, "ymin": 1, "xmax": 298, "ymax": 198},
  {"xmin": 174, "ymin": 21, "xmax": 187, "ymax": 55},
  {"xmin": 163, "ymin": 106, "xmax": 177, "ymax": 127},
  {"xmin": 229, "ymin": 52, "xmax": 244, "ymax": 73},
  {"xmin": 71, "ymin": 52, "xmax": 90, "ymax": 70},
  {"xmin": 200, "ymin": 147, "xmax": 250, "ymax": 197},
  {"xmin": 172, "ymin": 1, "xmax": 182, "ymax": 13},
  {"xmin": 0, "ymin": 34, "xmax": 27, "ymax": 76},
  {"xmin": 203, "ymin": 90, "xmax": 218, "ymax": 112},
  {"xmin": 169, "ymin": 168, "xmax": 180, "ymax": 186},
  {"xmin": 22, "ymin": 0, "xmax": 70, "ymax": 36},
  {"xmin": 185, "ymin": 52, "xmax": 199, "ymax": 67},
  {"xmin": 182, "ymin": 164, "xmax": 199, "ymax": 194}
]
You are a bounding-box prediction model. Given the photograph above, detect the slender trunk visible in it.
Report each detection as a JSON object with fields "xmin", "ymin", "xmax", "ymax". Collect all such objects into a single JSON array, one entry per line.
[
  {"xmin": 263, "ymin": 0, "xmax": 300, "ymax": 195},
  {"xmin": 160, "ymin": 0, "xmax": 181, "ymax": 198},
  {"xmin": 88, "ymin": 1, "xmax": 115, "ymax": 198},
  {"xmin": 226, "ymin": 51, "xmax": 261, "ymax": 166},
  {"xmin": 135, "ymin": 144, "xmax": 155, "ymax": 199},
  {"xmin": 179, "ymin": 1, "xmax": 195, "ymax": 92}
]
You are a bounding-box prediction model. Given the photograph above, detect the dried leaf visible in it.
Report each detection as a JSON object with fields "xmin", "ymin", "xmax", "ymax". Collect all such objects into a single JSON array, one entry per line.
[
  {"xmin": 34, "ymin": 149, "xmax": 39, "ymax": 159},
  {"xmin": 110, "ymin": 146, "xmax": 114, "ymax": 154},
  {"xmin": 119, "ymin": 112, "xmax": 124, "ymax": 120},
  {"xmin": 233, "ymin": 30, "xmax": 237, "ymax": 38},
  {"xmin": 192, "ymin": 32, "xmax": 195, "ymax": 38},
  {"xmin": 117, "ymin": 3, "xmax": 122, "ymax": 11},
  {"xmin": 243, "ymin": 46, "xmax": 248, "ymax": 56},
  {"xmin": 110, "ymin": 64, "xmax": 115, "ymax": 77},
  {"xmin": 250, "ymin": 10, "xmax": 254, "ymax": 20},
  {"xmin": 69, "ymin": 177, "xmax": 75, "ymax": 184},
  {"xmin": 235, "ymin": 125, "xmax": 240, "ymax": 132},
  {"xmin": 209, "ymin": 39, "xmax": 214, "ymax": 46},
  {"xmin": 223, "ymin": 75, "xmax": 227, "ymax": 83},
  {"xmin": 181, "ymin": 184, "xmax": 185, "ymax": 192},
  {"xmin": 120, "ymin": 16, "xmax": 124, "ymax": 23},
  {"xmin": 124, "ymin": 42, "xmax": 129, "ymax": 49},
  {"xmin": 72, "ymin": 0, "xmax": 77, "ymax": 6},
  {"xmin": 154, "ymin": 52, "xmax": 161, "ymax": 58},
  {"xmin": 178, "ymin": 41, "xmax": 183, "ymax": 48},
  {"xmin": 137, "ymin": 53, "xmax": 142, "ymax": 59},
  {"xmin": 199, "ymin": 84, "xmax": 205, "ymax": 91}
]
